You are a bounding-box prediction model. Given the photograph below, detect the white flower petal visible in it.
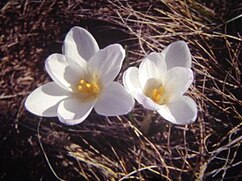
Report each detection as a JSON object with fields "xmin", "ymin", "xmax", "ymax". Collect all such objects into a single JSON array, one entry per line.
[
  {"xmin": 143, "ymin": 78, "xmax": 160, "ymax": 95},
  {"xmin": 88, "ymin": 44, "xmax": 125, "ymax": 85},
  {"xmin": 157, "ymin": 96, "xmax": 197, "ymax": 124},
  {"xmin": 94, "ymin": 82, "xmax": 134, "ymax": 116},
  {"xmin": 57, "ymin": 98, "xmax": 96, "ymax": 125},
  {"xmin": 123, "ymin": 68, "xmax": 160, "ymax": 111},
  {"xmin": 63, "ymin": 26, "xmax": 99, "ymax": 62},
  {"xmin": 139, "ymin": 52, "xmax": 167, "ymax": 88},
  {"xmin": 136, "ymin": 93, "xmax": 160, "ymax": 111},
  {"xmin": 164, "ymin": 67, "xmax": 193, "ymax": 101},
  {"xmin": 45, "ymin": 53, "xmax": 85, "ymax": 92},
  {"xmin": 162, "ymin": 41, "xmax": 191, "ymax": 69},
  {"xmin": 25, "ymin": 82, "xmax": 69, "ymax": 117},
  {"xmin": 123, "ymin": 67, "xmax": 142, "ymax": 97}
]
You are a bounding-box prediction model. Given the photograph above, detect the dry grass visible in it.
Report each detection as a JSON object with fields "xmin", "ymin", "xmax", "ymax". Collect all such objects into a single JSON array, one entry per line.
[{"xmin": 0, "ymin": 0, "xmax": 241, "ymax": 180}]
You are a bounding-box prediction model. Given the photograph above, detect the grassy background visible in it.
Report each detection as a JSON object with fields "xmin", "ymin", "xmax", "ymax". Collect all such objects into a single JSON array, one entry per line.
[{"xmin": 0, "ymin": 0, "xmax": 241, "ymax": 180}]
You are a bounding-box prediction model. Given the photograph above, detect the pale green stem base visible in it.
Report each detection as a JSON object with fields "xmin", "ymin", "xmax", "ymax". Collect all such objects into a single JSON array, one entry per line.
[{"xmin": 140, "ymin": 110, "xmax": 153, "ymax": 135}]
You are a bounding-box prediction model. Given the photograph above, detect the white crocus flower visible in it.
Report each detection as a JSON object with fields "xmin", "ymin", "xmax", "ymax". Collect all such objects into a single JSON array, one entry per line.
[
  {"xmin": 123, "ymin": 41, "xmax": 197, "ymax": 125},
  {"xmin": 25, "ymin": 26, "xmax": 134, "ymax": 125}
]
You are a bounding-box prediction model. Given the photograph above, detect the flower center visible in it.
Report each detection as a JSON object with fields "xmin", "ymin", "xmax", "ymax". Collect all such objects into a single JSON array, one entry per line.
[
  {"xmin": 151, "ymin": 86, "xmax": 164, "ymax": 103},
  {"xmin": 147, "ymin": 85, "xmax": 167, "ymax": 105},
  {"xmin": 78, "ymin": 79, "xmax": 100, "ymax": 96}
]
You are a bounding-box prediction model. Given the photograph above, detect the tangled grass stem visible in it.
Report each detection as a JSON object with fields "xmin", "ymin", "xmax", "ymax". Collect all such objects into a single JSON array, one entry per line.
[{"xmin": 1, "ymin": 0, "xmax": 241, "ymax": 180}]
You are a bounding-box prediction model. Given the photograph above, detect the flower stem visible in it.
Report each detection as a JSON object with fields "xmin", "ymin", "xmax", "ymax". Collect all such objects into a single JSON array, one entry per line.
[{"xmin": 140, "ymin": 110, "xmax": 153, "ymax": 135}]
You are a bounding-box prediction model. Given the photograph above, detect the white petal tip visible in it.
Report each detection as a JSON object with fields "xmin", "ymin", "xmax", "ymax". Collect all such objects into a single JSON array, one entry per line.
[
  {"xmin": 157, "ymin": 96, "xmax": 197, "ymax": 125},
  {"xmin": 94, "ymin": 82, "xmax": 135, "ymax": 116}
]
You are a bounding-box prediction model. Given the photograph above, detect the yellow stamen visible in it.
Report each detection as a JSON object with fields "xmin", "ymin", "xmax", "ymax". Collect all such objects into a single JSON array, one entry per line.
[
  {"xmin": 150, "ymin": 86, "xmax": 165, "ymax": 104},
  {"xmin": 78, "ymin": 85, "xmax": 83, "ymax": 90},
  {"xmin": 86, "ymin": 83, "xmax": 91, "ymax": 88},
  {"xmin": 77, "ymin": 79, "xmax": 100, "ymax": 97}
]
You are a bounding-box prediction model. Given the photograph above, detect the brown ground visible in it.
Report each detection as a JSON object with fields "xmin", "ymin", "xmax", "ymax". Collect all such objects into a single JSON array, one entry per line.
[{"xmin": 0, "ymin": 0, "xmax": 241, "ymax": 180}]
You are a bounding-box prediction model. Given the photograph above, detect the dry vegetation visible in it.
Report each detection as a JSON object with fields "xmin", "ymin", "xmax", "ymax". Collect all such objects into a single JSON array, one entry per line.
[{"xmin": 0, "ymin": 0, "xmax": 241, "ymax": 180}]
